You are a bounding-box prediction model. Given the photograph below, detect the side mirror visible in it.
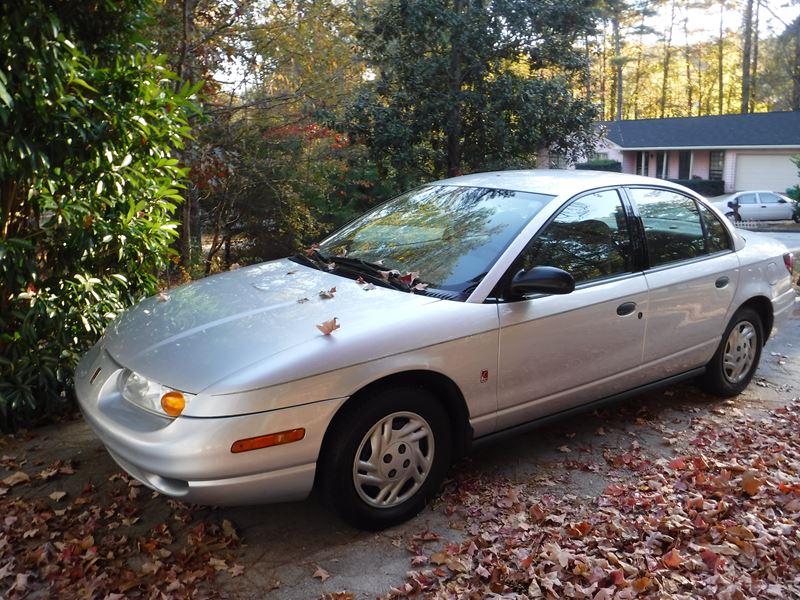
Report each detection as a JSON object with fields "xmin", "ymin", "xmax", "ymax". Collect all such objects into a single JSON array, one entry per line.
[
  {"xmin": 510, "ymin": 266, "xmax": 575, "ymax": 296},
  {"xmin": 778, "ymin": 198, "xmax": 787, "ymax": 204},
  {"xmin": 727, "ymin": 200, "xmax": 738, "ymax": 208}
]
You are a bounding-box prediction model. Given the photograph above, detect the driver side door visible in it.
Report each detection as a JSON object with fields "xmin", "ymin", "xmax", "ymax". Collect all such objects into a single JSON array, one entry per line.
[{"xmin": 495, "ymin": 188, "xmax": 649, "ymax": 430}]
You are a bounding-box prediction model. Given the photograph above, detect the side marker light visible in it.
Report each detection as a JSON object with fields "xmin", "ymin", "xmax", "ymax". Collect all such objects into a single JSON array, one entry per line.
[{"xmin": 231, "ymin": 428, "xmax": 306, "ymax": 453}]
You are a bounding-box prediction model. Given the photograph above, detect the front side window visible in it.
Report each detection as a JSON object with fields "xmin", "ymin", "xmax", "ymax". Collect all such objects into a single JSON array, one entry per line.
[
  {"xmin": 318, "ymin": 185, "xmax": 553, "ymax": 293},
  {"xmin": 519, "ymin": 189, "xmax": 632, "ymax": 285},
  {"xmin": 630, "ymin": 188, "xmax": 730, "ymax": 267},
  {"xmin": 759, "ymin": 193, "xmax": 781, "ymax": 204}
]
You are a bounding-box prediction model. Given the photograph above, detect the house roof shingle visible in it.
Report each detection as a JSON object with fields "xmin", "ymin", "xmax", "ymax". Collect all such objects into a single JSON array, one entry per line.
[{"xmin": 602, "ymin": 111, "xmax": 800, "ymax": 149}]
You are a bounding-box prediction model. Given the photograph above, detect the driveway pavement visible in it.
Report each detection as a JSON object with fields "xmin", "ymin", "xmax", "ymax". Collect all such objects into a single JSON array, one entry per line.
[{"xmin": 2, "ymin": 303, "xmax": 799, "ymax": 598}]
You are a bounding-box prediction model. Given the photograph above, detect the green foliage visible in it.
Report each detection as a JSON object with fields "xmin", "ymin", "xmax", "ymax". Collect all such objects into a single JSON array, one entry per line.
[
  {"xmin": 0, "ymin": 0, "xmax": 197, "ymax": 430},
  {"xmin": 575, "ymin": 159, "xmax": 622, "ymax": 172},
  {"xmin": 667, "ymin": 179, "xmax": 725, "ymax": 197},
  {"xmin": 787, "ymin": 156, "xmax": 800, "ymax": 222},
  {"xmin": 339, "ymin": 0, "xmax": 599, "ymax": 184}
]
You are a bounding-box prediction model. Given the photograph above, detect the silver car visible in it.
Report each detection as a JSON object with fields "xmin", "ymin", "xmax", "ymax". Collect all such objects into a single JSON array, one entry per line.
[
  {"xmin": 713, "ymin": 190, "xmax": 800, "ymax": 223},
  {"xmin": 76, "ymin": 170, "xmax": 796, "ymax": 530}
]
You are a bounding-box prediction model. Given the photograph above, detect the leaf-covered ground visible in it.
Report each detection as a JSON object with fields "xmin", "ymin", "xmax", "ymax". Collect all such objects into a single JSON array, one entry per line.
[
  {"xmin": 386, "ymin": 398, "xmax": 800, "ymax": 599},
  {"xmin": 0, "ymin": 448, "xmax": 243, "ymax": 599}
]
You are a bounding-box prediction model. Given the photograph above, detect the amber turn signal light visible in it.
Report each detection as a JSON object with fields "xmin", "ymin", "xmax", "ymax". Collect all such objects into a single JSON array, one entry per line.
[
  {"xmin": 231, "ymin": 428, "xmax": 306, "ymax": 453},
  {"xmin": 160, "ymin": 391, "xmax": 186, "ymax": 417}
]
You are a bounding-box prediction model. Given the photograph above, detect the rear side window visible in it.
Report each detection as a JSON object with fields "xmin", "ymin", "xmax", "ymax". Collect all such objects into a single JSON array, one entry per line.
[
  {"xmin": 738, "ymin": 193, "xmax": 757, "ymax": 204},
  {"xmin": 629, "ymin": 188, "xmax": 730, "ymax": 267}
]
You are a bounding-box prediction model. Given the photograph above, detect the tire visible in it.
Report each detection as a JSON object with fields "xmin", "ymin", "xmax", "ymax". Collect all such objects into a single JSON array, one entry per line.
[
  {"xmin": 318, "ymin": 386, "xmax": 452, "ymax": 530},
  {"xmin": 699, "ymin": 307, "xmax": 763, "ymax": 397},
  {"xmin": 793, "ymin": 213, "xmax": 800, "ymax": 224}
]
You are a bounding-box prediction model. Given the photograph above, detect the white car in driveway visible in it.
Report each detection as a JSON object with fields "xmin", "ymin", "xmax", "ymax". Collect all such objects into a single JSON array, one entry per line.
[
  {"xmin": 75, "ymin": 170, "xmax": 796, "ymax": 530},
  {"xmin": 713, "ymin": 190, "xmax": 800, "ymax": 223}
]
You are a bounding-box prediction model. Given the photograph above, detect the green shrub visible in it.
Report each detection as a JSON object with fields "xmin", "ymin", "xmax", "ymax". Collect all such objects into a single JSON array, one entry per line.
[
  {"xmin": 0, "ymin": 1, "xmax": 197, "ymax": 431},
  {"xmin": 575, "ymin": 159, "xmax": 622, "ymax": 172},
  {"xmin": 667, "ymin": 179, "xmax": 725, "ymax": 197}
]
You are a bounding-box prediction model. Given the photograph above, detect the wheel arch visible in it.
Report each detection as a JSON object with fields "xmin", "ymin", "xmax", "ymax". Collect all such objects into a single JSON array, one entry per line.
[
  {"xmin": 313, "ymin": 370, "xmax": 472, "ymax": 488},
  {"xmin": 736, "ymin": 296, "xmax": 773, "ymax": 343}
]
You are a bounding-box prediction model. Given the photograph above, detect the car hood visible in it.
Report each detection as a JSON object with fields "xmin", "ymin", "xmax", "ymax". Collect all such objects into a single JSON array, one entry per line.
[{"xmin": 103, "ymin": 259, "xmax": 442, "ymax": 394}]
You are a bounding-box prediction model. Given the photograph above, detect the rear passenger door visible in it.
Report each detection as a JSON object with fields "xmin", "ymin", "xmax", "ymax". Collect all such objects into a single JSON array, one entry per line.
[{"xmin": 627, "ymin": 187, "xmax": 739, "ymax": 377}]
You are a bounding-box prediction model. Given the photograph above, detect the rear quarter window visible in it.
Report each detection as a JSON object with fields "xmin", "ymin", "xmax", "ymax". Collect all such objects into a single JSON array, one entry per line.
[{"xmin": 628, "ymin": 188, "xmax": 731, "ymax": 267}]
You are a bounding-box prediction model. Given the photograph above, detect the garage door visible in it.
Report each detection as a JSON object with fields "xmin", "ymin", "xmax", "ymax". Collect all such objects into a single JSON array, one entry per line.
[{"xmin": 734, "ymin": 154, "xmax": 798, "ymax": 192}]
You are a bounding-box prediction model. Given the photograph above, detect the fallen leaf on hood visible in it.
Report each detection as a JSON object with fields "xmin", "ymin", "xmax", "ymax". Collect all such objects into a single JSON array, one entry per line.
[
  {"xmin": 319, "ymin": 287, "xmax": 336, "ymax": 299},
  {"xmin": 313, "ymin": 565, "xmax": 331, "ymax": 582},
  {"xmin": 229, "ymin": 263, "xmax": 240, "ymax": 271},
  {"xmin": 297, "ymin": 297, "xmax": 310, "ymax": 304},
  {"xmin": 317, "ymin": 318, "xmax": 340, "ymax": 335}
]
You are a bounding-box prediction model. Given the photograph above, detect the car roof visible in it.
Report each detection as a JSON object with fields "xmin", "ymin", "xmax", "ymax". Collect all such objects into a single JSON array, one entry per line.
[{"xmin": 432, "ymin": 169, "xmax": 689, "ymax": 197}]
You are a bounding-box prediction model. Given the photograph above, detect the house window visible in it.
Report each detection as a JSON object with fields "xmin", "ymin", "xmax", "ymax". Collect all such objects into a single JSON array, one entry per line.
[{"xmin": 709, "ymin": 151, "xmax": 724, "ymax": 181}]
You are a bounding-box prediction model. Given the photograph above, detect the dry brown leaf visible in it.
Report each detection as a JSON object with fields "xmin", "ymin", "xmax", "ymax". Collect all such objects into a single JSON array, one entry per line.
[
  {"xmin": 49, "ymin": 491, "xmax": 67, "ymax": 502},
  {"xmin": 429, "ymin": 552, "xmax": 449, "ymax": 565},
  {"xmin": 313, "ymin": 565, "xmax": 331, "ymax": 582},
  {"xmin": 317, "ymin": 317, "xmax": 340, "ymax": 335},
  {"xmin": 2, "ymin": 471, "xmax": 30, "ymax": 487},
  {"xmin": 662, "ymin": 548, "xmax": 683, "ymax": 569},
  {"xmin": 319, "ymin": 287, "xmax": 336, "ymax": 299},
  {"xmin": 740, "ymin": 470, "xmax": 764, "ymax": 496}
]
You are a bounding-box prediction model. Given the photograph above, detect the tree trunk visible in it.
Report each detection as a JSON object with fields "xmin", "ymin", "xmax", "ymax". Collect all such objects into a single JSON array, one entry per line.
[
  {"xmin": 683, "ymin": 11, "xmax": 693, "ymax": 116},
  {"xmin": 741, "ymin": 0, "xmax": 753, "ymax": 113},
  {"xmin": 794, "ymin": 16, "xmax": 800, "ymax": 110},
  {"xmin": 718, "ymin": 0, "xmax": 724, "ymax": 114},
  {"xmin": 613, "ymin": 15, "xmax": 622, "ymax": 121},
  {"xmin": 750, "ymin": 0, "xmax": 760, "ymax": 112},
  {"xmin": 659, "ymin": 0, "xmax": 676, "ymax": 118},
  {"xmin": 446, "ymin": 0, "xmax": 464, "ymax": 177}
]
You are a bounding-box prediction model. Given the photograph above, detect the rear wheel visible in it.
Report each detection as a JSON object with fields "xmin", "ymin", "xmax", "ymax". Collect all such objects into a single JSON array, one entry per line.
[
  {"xmin": 699, "ymin": 307, "xmax": 763, "ymax": 397},
  {"xmin": 319, "ymin": 386, "xmax": 452, "ymax": 530}
]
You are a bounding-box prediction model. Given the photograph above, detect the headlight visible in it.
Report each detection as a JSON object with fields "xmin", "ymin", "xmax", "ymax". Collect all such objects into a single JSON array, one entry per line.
[{"xmin": 120, "ymin": 369, "xmax": 193, "ymax": 418}]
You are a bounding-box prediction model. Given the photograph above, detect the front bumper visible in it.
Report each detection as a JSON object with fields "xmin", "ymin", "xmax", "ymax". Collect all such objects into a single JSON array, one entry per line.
[{"xmin": 75, "ymin": 342, "xmax": 346, "ymax": 505}]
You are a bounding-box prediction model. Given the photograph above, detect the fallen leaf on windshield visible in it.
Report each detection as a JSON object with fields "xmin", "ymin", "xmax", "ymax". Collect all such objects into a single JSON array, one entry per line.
[
  {"xmin": 305, "ymin": 243, "xmax": 320, "ymax": 256},
  {"xmin": 379, "ymin": 269, "xmax": 400, "ymax": 280},
  {"xmin": 356, "ymin": 276, "xmax": 366, "ymax": 284},
  {"xmin": 413, "ymin": 283, "xmax": 428, "ymax": 291},
  {"xmin": 317, "ymin": 318, "xmax": 340, "ymax": 335},
  {"xmin": 313, "ymin": 565, "xmax": 331, "ymax": 582},
  {"xmin": 319, "ymin": 287, "xmax": 337, "ymax": 299},
  {"xmin": 399, "ymin": 272, "xmax": 420, "ymax": 286},
  {"xmin": 337, "ymin": 248, "xmax": 348, "ymax": 257}
]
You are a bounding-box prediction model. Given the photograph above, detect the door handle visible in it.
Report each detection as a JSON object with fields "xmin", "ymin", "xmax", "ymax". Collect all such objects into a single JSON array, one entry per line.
[
  {"xmin": 715, "ymin": 276, "xmax": 729, "ymax": 288},
  {"xmin": 616, "ymin": 301, "xmax": 637, "ymax": 316}
]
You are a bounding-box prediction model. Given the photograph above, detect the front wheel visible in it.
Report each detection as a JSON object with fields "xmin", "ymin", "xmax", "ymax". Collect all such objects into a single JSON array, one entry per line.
[
  {"xmin": 318, "ymin": 386, "xmax": 452, "ymax": 530},
  {"xmin": 699, "ymin": 307, "xmax": 763, "ymax": 397}
]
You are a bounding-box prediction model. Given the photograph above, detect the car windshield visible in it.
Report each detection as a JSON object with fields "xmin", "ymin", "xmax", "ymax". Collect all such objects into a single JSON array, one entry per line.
[{"xmin": 317, "ymin": 185, "xmax": 553, "ymax": 294}]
